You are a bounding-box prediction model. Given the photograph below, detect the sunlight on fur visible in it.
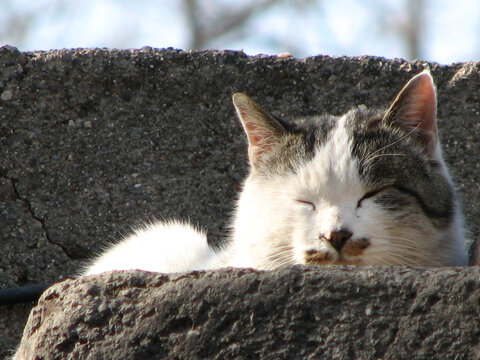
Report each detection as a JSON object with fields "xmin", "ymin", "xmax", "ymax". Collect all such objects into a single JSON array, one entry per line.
[{"xmin": 83, "ymin": 70, "xmax": 467, "ymax": 276}]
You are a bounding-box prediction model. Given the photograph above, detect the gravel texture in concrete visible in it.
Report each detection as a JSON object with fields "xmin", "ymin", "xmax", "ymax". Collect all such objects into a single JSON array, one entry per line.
[{"xmin": 14, "ymin": 267, "xmax": 480, "ymax": 359}]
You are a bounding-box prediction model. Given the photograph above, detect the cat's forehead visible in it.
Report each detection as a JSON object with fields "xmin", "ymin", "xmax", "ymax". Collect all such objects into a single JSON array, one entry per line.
[
  {"xmin": 345, "ymin": 107, "xmax": 423, "ymax": 185},
  {"xmin": 293, "ymin": 105, "xmax": 385, "ymax": 140},
  {"xmin": 343, "ymin": 106, "xmax": 386, "ymax": 131},
  {"xmin": 256, "ymin": 107, "xmax": 386, "ymax": 177},
  {"xmin": 293, "ymin": 113, "xmax": 364, "ymax": 196}
]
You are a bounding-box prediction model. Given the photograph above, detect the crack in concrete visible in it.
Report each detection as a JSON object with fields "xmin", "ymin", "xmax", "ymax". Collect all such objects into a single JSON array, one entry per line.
[{"xmin": 9, "ymin": 177, "xmax": 74, "ymax": 259}]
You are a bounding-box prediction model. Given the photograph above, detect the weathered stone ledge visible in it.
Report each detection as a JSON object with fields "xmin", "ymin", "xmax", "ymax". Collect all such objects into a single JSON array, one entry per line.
[{"xmin": 14, "ymin": 267, "xmax": 480, "ymax": 359}]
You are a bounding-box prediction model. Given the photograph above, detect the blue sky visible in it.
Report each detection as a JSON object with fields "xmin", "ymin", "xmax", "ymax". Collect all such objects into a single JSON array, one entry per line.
[{"xmin": 1, "ymin": 0, "xmax": 479, "ymax": 64}]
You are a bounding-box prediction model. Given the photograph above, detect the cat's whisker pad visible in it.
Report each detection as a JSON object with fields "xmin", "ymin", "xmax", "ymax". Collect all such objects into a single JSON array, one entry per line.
[{"xmin": 304, "ymin": 249, "xmax": 334, "ymax": 265}]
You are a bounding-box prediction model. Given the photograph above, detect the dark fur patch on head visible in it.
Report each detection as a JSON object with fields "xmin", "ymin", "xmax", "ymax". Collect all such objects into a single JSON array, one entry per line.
[
  {"xmin": 255, "ymin": 114, "xmax": 337, "ymax": 177},
  {"xmin": 347, "ymin": 106, "xmax": 454, "ymax": 227}
]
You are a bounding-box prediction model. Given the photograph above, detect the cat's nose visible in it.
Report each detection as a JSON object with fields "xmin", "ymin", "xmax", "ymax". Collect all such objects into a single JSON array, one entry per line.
[{"xmin": 322, "ymin": 229, "xmax": 352, "ymax": 252}]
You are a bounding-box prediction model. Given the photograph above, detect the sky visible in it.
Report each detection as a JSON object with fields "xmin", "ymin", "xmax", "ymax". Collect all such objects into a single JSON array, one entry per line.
[{"xmin": 1, "ymin": 0, "xmax": 480, "ymax": 64}]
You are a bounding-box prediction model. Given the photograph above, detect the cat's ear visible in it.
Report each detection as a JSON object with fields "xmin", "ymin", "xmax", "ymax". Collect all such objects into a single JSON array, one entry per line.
[
  {"xmin": 232, "ymin": 93, "xmax": 286, "ymax": 166},
  {"xmin": 383, "ymin": 70, "xmax": 438, "ymax": 157}
]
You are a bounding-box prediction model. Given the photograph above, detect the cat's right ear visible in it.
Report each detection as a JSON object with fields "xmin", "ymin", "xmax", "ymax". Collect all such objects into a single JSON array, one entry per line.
[{"xmin": 232, "ymin": 93, "xmax": 286, "ymax": 167}]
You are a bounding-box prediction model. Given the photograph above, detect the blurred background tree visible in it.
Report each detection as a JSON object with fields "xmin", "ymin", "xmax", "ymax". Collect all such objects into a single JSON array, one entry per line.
[{"xmin": 0, "ymin": 0, "xmax": 479, "ymax": 63}]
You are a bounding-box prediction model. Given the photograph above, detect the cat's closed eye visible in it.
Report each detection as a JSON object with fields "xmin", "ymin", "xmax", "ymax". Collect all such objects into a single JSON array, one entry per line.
[
  {"xmin": 295, "ymin": 199, "xmax": 316, "ymax": 211},
  {"xmin": 356, "ymin": 187, "xmax": 388, "ymax": 208}
]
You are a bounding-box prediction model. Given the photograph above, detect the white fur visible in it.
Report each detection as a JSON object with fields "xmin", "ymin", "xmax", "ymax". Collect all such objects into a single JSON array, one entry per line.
[{"xmin": 83, "ymin": 220, "xmax": 224, "ymax": 275}]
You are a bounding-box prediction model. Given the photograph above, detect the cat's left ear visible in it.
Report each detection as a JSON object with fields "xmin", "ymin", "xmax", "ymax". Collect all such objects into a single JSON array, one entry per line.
[
  {"xmin": 383, "ymin": 70, "xmax": 438, "ymax": 157},
  {"xmin": 232, "ymin": 93, "xmax": 286, "ymax": 167}
]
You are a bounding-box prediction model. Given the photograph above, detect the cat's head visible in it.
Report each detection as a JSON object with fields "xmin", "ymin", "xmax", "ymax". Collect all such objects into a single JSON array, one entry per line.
[{"xmin": 232, "ymin": 71, "xmax": 467, "ymax": 267}]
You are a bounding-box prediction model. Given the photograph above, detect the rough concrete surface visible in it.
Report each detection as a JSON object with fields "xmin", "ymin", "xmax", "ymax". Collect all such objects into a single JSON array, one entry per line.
[
  {"xmin": 0, "ymin": 46, "xmax": 479, "ymax": 357},
  {"xmin": 13, "ymin": 267, "xmax": 480, "ymax": 359}
]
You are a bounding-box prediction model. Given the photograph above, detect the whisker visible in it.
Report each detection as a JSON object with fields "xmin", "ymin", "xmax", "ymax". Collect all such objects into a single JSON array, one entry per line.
[
  {"xmin": 259, "ymin": 247, "xmax": 293, "ymax": 258},
  {"xmin": 261, "ymin": 247, "xmax": 294, "ymax": 258},
  {"xmin": 261, "ymin": 253, "xmax": 293, "ymax": 263},
  {"xmin": 265, "ymin": 257, "xmax": 296, "ymax": 270},
  {"xmin": 261, "ymin": 253, "xmax": 294, "ymax": 265},
  {"xmin": 386, "ymin": 253, "xmax": 425, "ymax": 267},
  {"xmin": 368, "ymin": 246, "xmax": 431, "ymax": 266},
  {"xmin": 361, "ymin": 122, "xmax": 421, "ymax": 168},
  {"xmin": 377, "ymin": 243, "xmax": 424, "ymax": 254},
  {"xmin": 378, "ymin": 234, "xmax": 429, "ymax": 247},
  {"xmin": 378, "ymin": 236, "xmax": 433, "ymax": 257},
  {"xmin": 362, "ymin": 153, "xmax": 406, "ymax": 167},
  {"xmin": 370, "ymin": 245, "xmax": 432, "ymax": 263},
  {"xmin": 366, "ymin": 237, "xmax": 433, "ymax": 265},
  {"xmin": 367, "ymin": 251, "xmax": 414, "ymax": 266}
]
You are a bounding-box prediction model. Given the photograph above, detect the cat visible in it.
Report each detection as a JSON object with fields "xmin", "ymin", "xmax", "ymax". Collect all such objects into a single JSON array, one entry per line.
[{"xmin": 83, "ymin": 70, "xmax": 468, "ymax": 276}]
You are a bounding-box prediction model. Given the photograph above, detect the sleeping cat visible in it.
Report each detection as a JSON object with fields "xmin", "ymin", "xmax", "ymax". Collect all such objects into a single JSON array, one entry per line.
[{"xmin": 84, "ymin": 70, "xmax": 467, "ymax": 275}]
